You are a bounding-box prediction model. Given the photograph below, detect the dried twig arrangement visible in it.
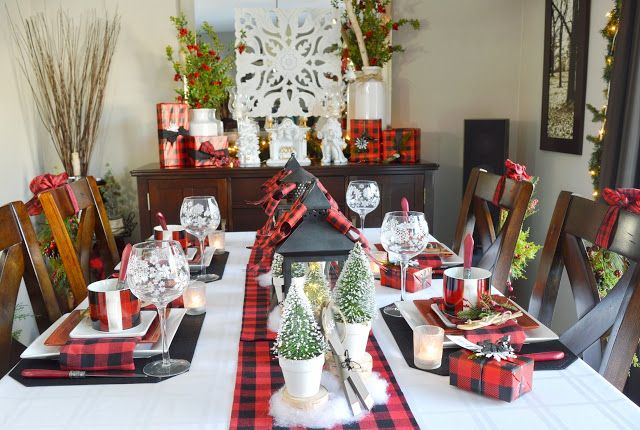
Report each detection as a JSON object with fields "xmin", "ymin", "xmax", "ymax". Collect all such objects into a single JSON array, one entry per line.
[{"xmin": 8, "ymin": 8, "xmax": 120, "ymax": 176}]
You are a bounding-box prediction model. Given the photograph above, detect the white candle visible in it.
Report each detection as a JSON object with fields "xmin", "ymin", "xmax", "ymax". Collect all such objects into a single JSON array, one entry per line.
[
  {"xmin": 413, "ymin": 325, "xmax": 444, "ymax": 369},
  {"xmin": 208, "ymin": 230, "xmax": 225, "ymax": 254},
  {"xmin": 369, "ymin": 250, "xmax": 387, "ymax": 279},
  {"xmin": 184, "ymin": 281, "xmax": 206, "ymax": 315}
]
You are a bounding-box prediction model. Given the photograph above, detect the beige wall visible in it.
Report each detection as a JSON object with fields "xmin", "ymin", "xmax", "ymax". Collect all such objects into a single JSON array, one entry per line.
[{"xmin": 391, "ymin": 0, "xmax": 526, "ymax": 245}]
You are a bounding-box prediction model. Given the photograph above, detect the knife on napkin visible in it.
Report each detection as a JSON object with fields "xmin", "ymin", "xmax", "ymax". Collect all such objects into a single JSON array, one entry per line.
[{"xmin": 21, "ymin": 369, "xmax": 147, "ymax": 379}]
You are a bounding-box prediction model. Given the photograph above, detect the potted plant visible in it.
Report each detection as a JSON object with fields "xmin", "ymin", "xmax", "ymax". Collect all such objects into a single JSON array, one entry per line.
[
  {"xmin": 332, "ymin": 0, "xmax": 419, "ymax": 120},
  {"xmin": 166, "ymin": 14, "xmax": 234, "ymax": 136},
  {"xmin": 271, "ymin": 253, "xmax": 307, "ymax": 303},
  {"xmin": 100, "ymin": 166, "xmax": 137, "ymax": 238},
  {"xmin": 333, "ymin": 242, "xmax": 375, "ymax": 360},
  {"xmin": 273, "ymin": 285, "xmax": 327, "ymax": 398}
]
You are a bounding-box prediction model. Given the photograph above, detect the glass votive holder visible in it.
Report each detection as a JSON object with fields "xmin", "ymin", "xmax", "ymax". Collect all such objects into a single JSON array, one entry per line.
[
  {"xmin": 208, "ymin": 229, "xmax": 225, "ymax": 254},
  {"xmin": 369, "ymin": 250, "xmax": 387, "ymax": 279},
  {"xmin": 413, "ymin": 325, "xmax": 444, "ymax": 369},
  {"xmin": 183, "ymin": 281, "xmax": 207, "ymax": 315}
]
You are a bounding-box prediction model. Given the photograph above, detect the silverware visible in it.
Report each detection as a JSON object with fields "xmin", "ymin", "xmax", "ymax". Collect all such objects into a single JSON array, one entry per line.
[{"xmin": 21, "ymin": 369, "xmax": 147, "ymax": 379}]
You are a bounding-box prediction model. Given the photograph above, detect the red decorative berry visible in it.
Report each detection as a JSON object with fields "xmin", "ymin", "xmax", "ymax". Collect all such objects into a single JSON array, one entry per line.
[
  {"xmin": 196, "ymin": 52, "xmax": 203, "ymax": 58},
  {"xmin": 173, "ymin": 73, "xmax": 181, "ymax": 82},
  {"xmin": 193, "ymin": 71, "xmax": 200, "ymax": 79},
  {"xmin": 614, "ymin": 270, "xmax": 622, "ymax": 277},
  {"xmin": 215, "ymin": 56, "xmax": 221, "ymax": 61},
  {"xmin": 208, "ymin": 50, "xmax": 216, "ymax": 56},
  {"xmin": 195, "ymin": 102, "xmax": 202, "ymax": 108},
  {"xmin": 392, "ymin": 22, "xmax": 399, "ymax": 30},
  {"xmin": 201, "ymin": 64, "xmax": 211, "ymax": 72},
  {"xmin": 365, "ymin": 30, "xmax": 373, "ymax": 39},
  {"xmin": 377, "ymin": 5, "xmax": 386, "ymax": 13},
  {"xmin": 370, "ymin": 57, "xmax": 378, "ymax": 65},
  {"xmin": 178, "ymin": 28, "xmax": 188, "ymax": 37},
  {"xmin": 237, "ymin": 43, "xmax": 246, "ymax": 54}
]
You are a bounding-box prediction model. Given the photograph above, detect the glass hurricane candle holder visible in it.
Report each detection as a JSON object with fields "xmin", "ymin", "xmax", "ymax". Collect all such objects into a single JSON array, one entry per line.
[
  {"xmin": 183, "ymin": 281, "xmax": 207, "ymax": 315},
  {"xmin": 208, "ymin": 229, "xmax": 226, "ymax": 254},
  {"xmin": 414, "ymin": 325, "xmax": 444, "ymax": 370}
]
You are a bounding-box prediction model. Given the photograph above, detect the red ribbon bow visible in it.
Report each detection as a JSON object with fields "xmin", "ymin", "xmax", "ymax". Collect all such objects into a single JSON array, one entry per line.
[
  {"xmin": 25, "ymin": 172, "xmax": 79, "ymax": 216},
  {"xmin": 492, "ymin": 159, "xmax": 532, "ymax": 206},
  {"xmin": 595, "ymin": 188, "xmax": 640, "ymax": 248}
]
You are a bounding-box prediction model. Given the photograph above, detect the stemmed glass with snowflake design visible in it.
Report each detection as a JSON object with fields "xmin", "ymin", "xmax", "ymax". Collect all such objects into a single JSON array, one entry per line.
[
  {"xmin": 180, "ymin": 196, "xmax": 220, "ymax": 282},
  {"xmin": 380, "ymin": 211, "xmax": 430, "ymax": 317},
  {"xmin": 346, "ymin": 180, "xmax": 380, "ymax": 230},
  {"xmin": 127, "ymin": 240, "xmax": 191, "ymax": 377}
]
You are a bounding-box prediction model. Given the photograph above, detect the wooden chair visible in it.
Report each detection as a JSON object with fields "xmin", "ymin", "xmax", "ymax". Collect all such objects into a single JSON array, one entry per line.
[
  {"xmin": 0, "ymin": 201, "xmax": 62, "ymax": 374},
  {"xmin": 38, "ymin": 176, "xmax": 119, "ymax": 306},
  {"xmin": 452, "ymin": 167, "xmax": 533, "ymax": 293},
  {"xmin": 529, "ymin": 192, "xmax": 640, "ymax": 391}
]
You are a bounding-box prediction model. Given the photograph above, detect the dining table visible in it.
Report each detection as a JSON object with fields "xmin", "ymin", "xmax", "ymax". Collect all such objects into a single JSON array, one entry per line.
[{"xmin": 0, "ymin": 229, "xmax": 639, "ymax": 430}]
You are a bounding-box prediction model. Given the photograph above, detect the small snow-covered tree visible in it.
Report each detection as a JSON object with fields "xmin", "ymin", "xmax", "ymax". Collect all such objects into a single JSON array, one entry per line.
[
  {"xmin": 271, "ymin": 253, "xmax": 306, "ymax": 278},
  {"xmin": 304, "ymin": 263, "xmax": 331, "ymax": 318},
  {"xmin": 334, "ymin": 242, "xmax": 375, "ymax": 324},
  {"xmin": 273, "ymin": 283, "xmax": 326, "ymax": 360}
]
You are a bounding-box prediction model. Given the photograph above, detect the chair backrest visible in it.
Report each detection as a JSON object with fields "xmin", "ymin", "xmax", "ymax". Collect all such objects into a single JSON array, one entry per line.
[
  {"xmin": 452, "ymin": 167, "xmax": 533, "ymax": 293},
  {"xmin": 0, "ymin": 201, "xmax": 62, "ymax": 374},
  {"xmin": 38, "ymin": 176, "xmax": 119, "ymax": 306},
  {"xmin": 529, "ymin": 191, "xmax": 640, "ymax": 390}
]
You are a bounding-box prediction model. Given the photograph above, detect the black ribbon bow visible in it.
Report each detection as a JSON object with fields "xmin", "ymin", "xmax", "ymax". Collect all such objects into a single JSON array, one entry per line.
[{"xmin": 158, "ymin": 126, "xmax": 189, "ymax": 144}]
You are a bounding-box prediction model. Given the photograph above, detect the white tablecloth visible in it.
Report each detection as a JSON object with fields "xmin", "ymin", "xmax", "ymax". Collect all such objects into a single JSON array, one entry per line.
[{"xmin": 0, "ymin": 230, "xmax": 638, "ymax": 430}]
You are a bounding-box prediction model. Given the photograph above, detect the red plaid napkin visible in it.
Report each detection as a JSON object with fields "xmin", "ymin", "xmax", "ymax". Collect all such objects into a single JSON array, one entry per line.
[
  {"xmin": 60, "ymin": 338, "xmax": 136, "ymax": 371},
  {"xmin": 464, "ymin": 320, "xmax": 526, "ymax": 352}
]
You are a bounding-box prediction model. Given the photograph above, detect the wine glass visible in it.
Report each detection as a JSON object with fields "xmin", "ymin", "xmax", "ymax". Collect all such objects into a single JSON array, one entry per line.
[
  {"xmin": 380, "ymin": 211, "xmax": 430, "ymax": 317},
  {"xmin": 180, "ymin": 196, "xmax": 221, "ymax": 282},
  {"xmin": 127, "ymin": 240, "xmax": 191, "ymax": 377},
  {"xmin": 346, "ymin": 180, "xmax": 380, "ymax": 230}
]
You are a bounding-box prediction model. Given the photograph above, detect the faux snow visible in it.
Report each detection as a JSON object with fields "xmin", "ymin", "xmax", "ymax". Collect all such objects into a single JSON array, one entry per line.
[{"xmin": 257, "ymin": 271, "xmax": 272, "ymax": 287}]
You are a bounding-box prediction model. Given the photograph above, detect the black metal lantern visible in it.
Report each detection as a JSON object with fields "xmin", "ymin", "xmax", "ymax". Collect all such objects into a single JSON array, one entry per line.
[
  {"xmin": 275, "ymin": 154, "xmax": 318, "ymax": 220},
  {"xmin": 276, "ymin": 182, "xmax": 355, "ymax": 296}
]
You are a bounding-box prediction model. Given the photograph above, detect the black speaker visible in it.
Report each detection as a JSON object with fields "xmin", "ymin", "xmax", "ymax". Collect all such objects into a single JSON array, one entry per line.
[{"xmin": 463, "ymin": 119, "xmax": 510, "ymax": 193}]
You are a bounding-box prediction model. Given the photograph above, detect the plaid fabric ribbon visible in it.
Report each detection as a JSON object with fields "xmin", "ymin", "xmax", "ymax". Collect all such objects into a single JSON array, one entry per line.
[
  {"xmin": 230, "ymin": 338, "xmax": 419, "ymax": 429},
  {"xmin": 595, "ymin": 188, "xmax": 640, "ymax": 248},
  {"xmin": 326, "ymin": 207, "xmax": 370, "ymax": 249},
  {"xmin": 464, "ymin": 320, "xmax": 526, "ymax": 352},
  {"xmin": 492, "ymin": 159, "xmax": 532, "ymax": 206},
  {"xmin": 260, "ymin": 169, "xmax": 291, "ymax": 193},
  {"xmin": 240, "ymin": 273, "xmax": 276, "ymax": 341},
  {"xmin": 25, "ymin": 173, "xmax": 79, "ymax": 216},
  {"xmin": 59, "ymin": 338, "xmax": 136, "ymax": 371}
]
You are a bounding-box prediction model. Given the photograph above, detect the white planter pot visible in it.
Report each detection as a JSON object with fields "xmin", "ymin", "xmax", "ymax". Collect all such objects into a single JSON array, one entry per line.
[
  {"xmin": 352, "ymin": 66, "xmax": 385, "ymax": 120},
  {"xmin": 272, "ymin": 276, "xmax": 305, "ymax": 303},
  {"xmin": 279, "ymin": 354, "xmax": 325, "ymax": 398},
  {"xmin": 190, "ymin": 108, "xmax": 219, "ymax": 136},
  {"xmin": 335, "ymin": 321, "xmax": 372, "ymax": 360}
]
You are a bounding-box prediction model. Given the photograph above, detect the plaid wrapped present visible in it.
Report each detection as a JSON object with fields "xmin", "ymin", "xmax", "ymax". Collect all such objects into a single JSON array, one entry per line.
[
  {"xmin": 375, "ymin": 243, "xmax": 446, "ymax": 278},
  {"xmin": 380, "ymin": 265, "xmax": 432, "ymax": 293},
  {"xmin": 185, "ymin": 135, "xmax": 230, "ymax": 167},
  {"xmin": 60, "ymin": 338, "xmax": 136, "ymax": 371},
  {"xmin": 449, "ymin": 349, "xmax": 534, "ymax": 402},
  {"xmin": 157, "ymin": 103, "xmax": 190, "ymax": 168},
  {"xmin": 381, "ymin": 128, "xmax": 421, "ymax": 163},
  {"xmin": 349, "ymin": 119, "xmax": 382, "ymax": 163}
]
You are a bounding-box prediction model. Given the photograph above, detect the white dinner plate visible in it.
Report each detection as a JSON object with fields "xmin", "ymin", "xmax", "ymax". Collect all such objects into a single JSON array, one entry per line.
[
  {"xmin": 21, "ymin": 308, "xmax": 187, "ymax": 359},
  {"xmin": 189, "ymin": 246, "xmax": 215, "ymax": 271},
  {"xmin": 396, "ymin": 300, "xmax": 559, "ymax": 348},
  {"xmin": 69, "ymin": 310, "xmax": 156, "ymax": 339}
]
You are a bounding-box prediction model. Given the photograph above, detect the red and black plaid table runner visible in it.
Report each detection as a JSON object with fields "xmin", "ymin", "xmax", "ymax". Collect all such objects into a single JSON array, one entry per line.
[
  {"xmin": 230, "ymin": 337, "xmax": 418, "ymax": 430},
  {"xmin": 235, "ymin": 256, "xmax": 419, "ymax": 429}
]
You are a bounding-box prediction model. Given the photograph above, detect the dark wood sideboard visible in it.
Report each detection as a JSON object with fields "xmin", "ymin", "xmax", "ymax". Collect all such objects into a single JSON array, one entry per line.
[{"xmin": 130, "ymin": 162, "xmax": 439, "ymax": 238}]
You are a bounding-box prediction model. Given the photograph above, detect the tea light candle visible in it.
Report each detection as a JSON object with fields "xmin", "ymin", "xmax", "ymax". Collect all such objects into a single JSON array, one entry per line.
[
  {"xmin": 183, "ymin": 281, "xmax": 206, "ymax": 315},
  {"xmin": 413, "ymin": 325, "xmax": 444, "ymax": 369},
  {"xmin": 369, "ymin": 250, "xmax": 387, "ymax": 279},
  {"xmin": 208, "ymin": 229, "xmax": 225, "ymax": 254}
]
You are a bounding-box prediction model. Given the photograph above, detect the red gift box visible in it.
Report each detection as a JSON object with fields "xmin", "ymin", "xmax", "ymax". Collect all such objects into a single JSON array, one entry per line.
[
  {"xmin": 449, "ymin": 350, "xmax": 534, "ymax": 402},
  {"xmin": 349, "ymin": 119, "xmax": 381, "ymax": 163},
  {"xmin": 157, "ymin": 103, "xmax": 190, "ymax": 168},
  {"xmin": 185, "ymin": 135, "xmax": 230, "ymax": 167},
  {"xmin": 381, "ymin": 128, "xmax": 421, "ymax": 163},
  {"xmin": 380, "ymin": 265, "xmax": 432, "ymax": 293}
]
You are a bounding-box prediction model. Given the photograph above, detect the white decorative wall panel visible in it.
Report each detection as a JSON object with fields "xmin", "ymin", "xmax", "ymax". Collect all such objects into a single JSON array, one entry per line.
[{"xmin": 235, "ymin": 8, "xmax": 341, "ymax": 117}]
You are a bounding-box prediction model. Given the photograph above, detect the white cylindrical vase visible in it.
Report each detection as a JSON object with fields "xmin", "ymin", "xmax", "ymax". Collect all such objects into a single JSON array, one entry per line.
[
  {"xmin": 353, "ymin": 66, "xmax": 385, "ymax": 120},
  {"xmin": 279, "ymin": 354, "xmax": 325, "ymax": 398},
  {"xmin": 190, "ymin": 108, "xmax": 219, "ymax": 136}
]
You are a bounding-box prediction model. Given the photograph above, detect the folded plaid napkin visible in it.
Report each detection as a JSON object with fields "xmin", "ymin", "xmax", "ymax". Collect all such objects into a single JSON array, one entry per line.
[
  {"xmin": 60, "ymin": 338, "xmax": 136, "ymax": 371},
  {"xmin": 464, "ymin": 320, "xmax": 526, "ymax": 351}
]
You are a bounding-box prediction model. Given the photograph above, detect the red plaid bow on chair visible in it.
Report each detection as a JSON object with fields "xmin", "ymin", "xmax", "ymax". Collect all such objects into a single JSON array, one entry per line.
[
  {"xmin": 595, "ymin": 188, "xmax": 640, "ymax": 248},
  {"xmin": 60, "ymin": 338, "xmax": 136, "ymax": 371},
  {"xmin": 492, "ymin": 159, "xmax": 532, "ymax": 206},
  {"xmin": 25, "ymin": 172, "xmax": 79, "ymax": 216}
]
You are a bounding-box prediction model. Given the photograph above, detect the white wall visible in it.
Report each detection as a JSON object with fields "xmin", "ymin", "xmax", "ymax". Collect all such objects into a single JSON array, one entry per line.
[{"xmin": 391, "ymin": 0, "xmax": 526, "ymax": 245}]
